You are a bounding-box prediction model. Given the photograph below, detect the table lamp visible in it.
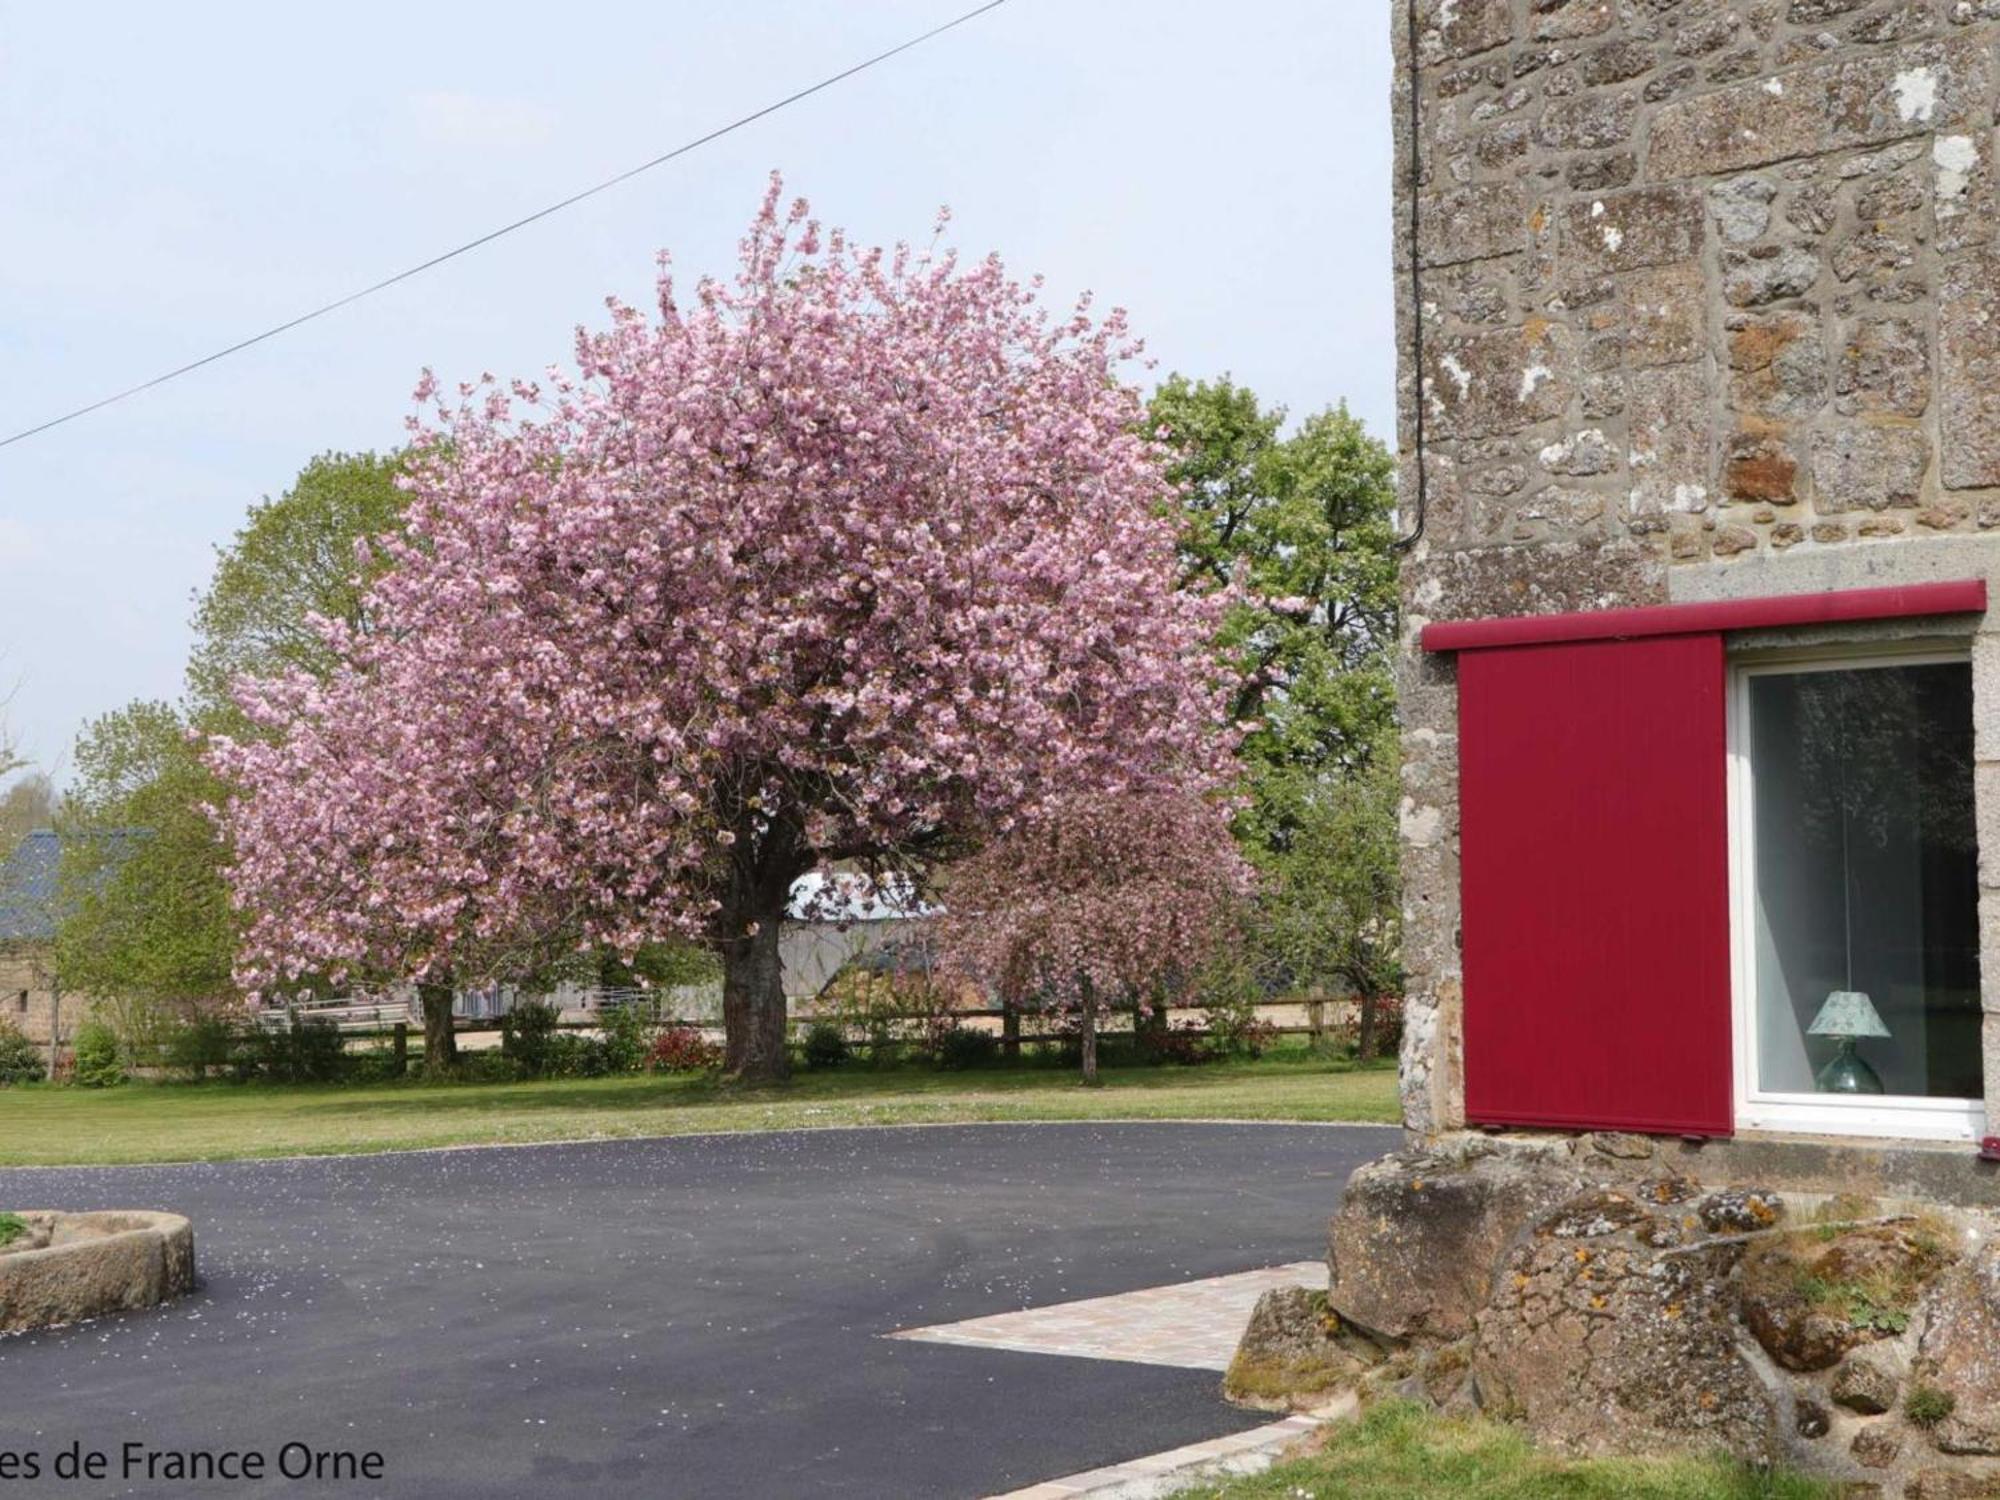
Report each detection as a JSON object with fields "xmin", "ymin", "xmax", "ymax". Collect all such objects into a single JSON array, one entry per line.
[{"xmin": 1809, "ymin": 990, "xmax": 1889, "ymax": 1094}]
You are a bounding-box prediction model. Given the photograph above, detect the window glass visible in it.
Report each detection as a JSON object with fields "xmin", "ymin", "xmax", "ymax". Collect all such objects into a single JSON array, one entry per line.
[{"xmin": 1749, "ymin": 660, "xmax": 1981, "ymax": 1100}]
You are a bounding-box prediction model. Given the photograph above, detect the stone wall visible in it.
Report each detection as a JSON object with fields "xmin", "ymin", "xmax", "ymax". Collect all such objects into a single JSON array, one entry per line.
[
  {"xmin": 1392, "ymin": 0, "xmax": 2000, "ymax": 1136},
  {"xmin": 0, "ymin": 945, "xmax": 58, "ymax": 1048}
]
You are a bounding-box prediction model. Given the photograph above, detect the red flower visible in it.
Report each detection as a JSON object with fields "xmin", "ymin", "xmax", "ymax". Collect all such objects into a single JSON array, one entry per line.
[{"xmin": 1979, "ymin": 1136, "xmax": 2000, "ymax": 1163}]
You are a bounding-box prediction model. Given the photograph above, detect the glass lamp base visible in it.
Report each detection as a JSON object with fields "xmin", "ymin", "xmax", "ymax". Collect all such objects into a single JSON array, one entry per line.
[{"xmin": 1816, "ymin": 1038, "xmax": 1884, "ymax": 1095}]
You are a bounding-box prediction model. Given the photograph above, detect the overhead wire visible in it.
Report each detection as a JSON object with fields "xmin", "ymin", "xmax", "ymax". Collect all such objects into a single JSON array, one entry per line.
[{"xmin": 0, "ymin": 0, "xmax": 1012, "ymax": 451}]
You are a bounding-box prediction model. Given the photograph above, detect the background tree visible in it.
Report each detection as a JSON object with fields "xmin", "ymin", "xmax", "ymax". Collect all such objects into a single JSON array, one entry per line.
[
  {"xmin": 1147, "ymin": 375, "xmax": 1397, "ymax": 844},
  {"xmin": 1147, "ymin": 375, "xmax": 1401, "ymax": 1049},
  {"xmin": 938, "ymin": 791, "xmax": 1250, "ymax": 1083},
  {"xmin": 55, "ymin": 452, "xmax": 409, "ymax": 1041},
  {"xmin": 1251, "ymin": 737, "xmax": 1402, "ymax": 1057},
  {"xmin": 187, "ymin": 450, "xmax": 407, "ymax": 715},
  {"xmin": 0, "ymin": 771, "xmax": 55, "ymax": 858},
  {"xmin": 55, "ymin": 703, "xmax": 234, "ymax": 1035},
  {"xmin": 217, "ymin": 181, "xmax": 1236, "ymax": 1083}
]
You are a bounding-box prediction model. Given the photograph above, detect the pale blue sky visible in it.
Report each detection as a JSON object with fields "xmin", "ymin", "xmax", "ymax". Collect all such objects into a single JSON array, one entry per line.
[{"xmin": 0, "ymin": 0, "xmax": 1395, "ymax": 780}]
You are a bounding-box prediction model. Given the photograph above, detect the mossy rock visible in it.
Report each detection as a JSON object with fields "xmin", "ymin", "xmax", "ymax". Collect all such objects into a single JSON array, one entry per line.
[
  {"xmin": 1740, "ymin": 1223, "xmax": 1954, "ymax": 1373},
  {"xmin": 1224, "ymin": 1286, "xmax": 1380, "ymax": 1411}
]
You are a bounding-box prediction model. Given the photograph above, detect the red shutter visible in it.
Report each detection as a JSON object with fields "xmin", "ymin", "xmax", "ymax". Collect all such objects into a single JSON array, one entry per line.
[{"xmin": 1457, "ymin": 633, "xmax": 1733, "ymax": 1136}]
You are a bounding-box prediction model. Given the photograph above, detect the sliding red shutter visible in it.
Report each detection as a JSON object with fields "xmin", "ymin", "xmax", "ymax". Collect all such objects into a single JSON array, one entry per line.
[{"xmin": 1457, "ymin": 633, "xmax": 1733, "ymax": 1136}]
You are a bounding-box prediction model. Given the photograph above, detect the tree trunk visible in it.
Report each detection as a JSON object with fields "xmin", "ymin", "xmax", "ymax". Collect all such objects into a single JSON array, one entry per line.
[
  {"xmin": 1134, "ymin": 990, "xmax": 1168, "ymax": 1059},
  {"xmin": 1078, "ymin": 978, "xmax": 1100, "ymax": 1086},
  {"xmin": 720, "ymin": 903, "xmax": 789, "ymax": 1083},
  {"xmin": 1001, "ymin": 1000, "xmax": 1021, "ymax": 1062},
  {"xmin": 419, "ymin": 979, "xmax": 458, "ymax": 1078},
  {"xmin": 1357, "ymin": 993, "xmax": 1379, "ymax": 1063}
]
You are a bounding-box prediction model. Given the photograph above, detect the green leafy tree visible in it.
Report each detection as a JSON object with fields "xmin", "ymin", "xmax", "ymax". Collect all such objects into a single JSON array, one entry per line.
[
  {"xmin": 187, "ymin": 450, "xmax": 407, "ymax": 717},
  {"xmin": 1253, "ymin": 740, "xmax": 1403, "ymax": 1058},
  {"xmin": 0, "ymin": 772, "xmax": 55, "ymax": 859},
  {"xmin": 1148, "ymin": 376, "xmax": 1402, "ymax": 1046},
  {"xmin": 56, "ymin": 453, "xmax": 409, "ymax": 1042},
  {"xmin": 1146, "ymin": 376, "xmax": 1398, "ymax": 847},
  {"xmin": 55, "ymin": 703, "xmax": 236, "ymax": 1035}
]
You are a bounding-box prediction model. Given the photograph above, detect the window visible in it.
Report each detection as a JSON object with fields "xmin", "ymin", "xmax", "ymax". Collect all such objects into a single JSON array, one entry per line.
[
  {"xmin": 13, "ymin": 991, "xmax": 24, "ymax": 1015},
  {"xmin": 1731, "ymin": 650, "xmax": 1986, "ymax": 1140}
]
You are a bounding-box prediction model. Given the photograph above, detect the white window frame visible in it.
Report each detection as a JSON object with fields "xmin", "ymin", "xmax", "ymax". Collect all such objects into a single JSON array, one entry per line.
[{"xmin": 1727, "ymin": 644, "xmax": 1988, "ymax": 1142}]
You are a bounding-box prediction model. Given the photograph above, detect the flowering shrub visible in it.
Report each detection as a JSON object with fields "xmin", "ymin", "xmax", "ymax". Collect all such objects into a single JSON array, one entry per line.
[
  {"xmin": 646, "ymin": 1025, "xmax": 722, "ymax": 1074},
  {"xmin": 1146, "ymin": 1021, "xmax": 1212, "ymax": 1066}
]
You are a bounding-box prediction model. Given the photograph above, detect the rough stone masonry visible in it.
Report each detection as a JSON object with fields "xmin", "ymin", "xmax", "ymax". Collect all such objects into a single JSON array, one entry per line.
[{"xmin": 1392, "ymin": 0, "xmax": 2000, "ymax": 1144}]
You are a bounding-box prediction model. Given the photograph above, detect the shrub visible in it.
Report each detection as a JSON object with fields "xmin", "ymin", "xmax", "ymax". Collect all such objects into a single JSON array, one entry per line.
[
  {"xmin": 802, "ymin": 1022, "xmax": 850, "ymax": 1070},
  {"xmin": 71, "ymin": 1021, "xmax": 125, "ymax": 1088},
  {"xmin": 545, "ymin": 1032, "xmax": 611, "ymax": 1078},
  {"xmin": 456, "ymin": 1051, "xmax": 518, "ymax": 1084},
  {"xmin": 1906, "ymin": 1385, "xmax": 1956, "ymax": 1428},
  {"xmin": 935, "ymin": 1026, "xmax": 999, "ymax": 1071},
  {"xmin": 343, "ymin": 1048, "xmax": 408, "ymax": 1085},
  {"xmin": 0, "ymin": 1212, "xmax": 27, "ymax": 1249},
  {"xmin": 1147, "ymin": 1021, "xmax": 1211, "ymax": 1066},
  {"xmin": 1200, "ymin": 989, "xmax": 1264, "ymax": 1057},
  {"xmin": 1340, "ymin": 994, "xmax": 1405, "ymax": 1059},
  {"xmin": 232, "ymin": 1018, "xmax": 344, "ymax": 1084},
  {"xmin": 647, "ymin": 1025, "xmax": 722, "ymax": 1073},
  {"xmin": 165, "ymin": 1015, "xmax": 237, "ymax": 1081},
  {"xmin": 500, "ymin": 999, "xmax": 563, "ymax": 1079},
  {"xmin": 824, "ymin": 967, "xmax": 960, "ymax": 1062},
  {"xmin": 597, "ymin": 1003, "xmax": 653, "ymax": 1075},
  {"xmin": 0, "ymin": 1019, "xmax": 45, "ymax": 1086}
]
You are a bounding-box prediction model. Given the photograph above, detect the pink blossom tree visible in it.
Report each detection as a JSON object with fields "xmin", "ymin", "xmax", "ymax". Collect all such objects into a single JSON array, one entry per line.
[
  {"xmin": 210, "ymin": 618, "xmax": 606, "ymax": 1073},
  {"xmin": 937, "ymin": 790, "xmax": 1251, "ymax": 1083},
  {"xmin": 214, "ymin": 180, "xmax": 1235, "ymax": 1082}
]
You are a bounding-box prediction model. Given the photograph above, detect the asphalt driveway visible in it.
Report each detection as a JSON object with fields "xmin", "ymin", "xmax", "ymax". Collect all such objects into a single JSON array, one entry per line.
[{"xmin": 0, "ymin": 1122, "xmax": 1395, "ymax": 1499}]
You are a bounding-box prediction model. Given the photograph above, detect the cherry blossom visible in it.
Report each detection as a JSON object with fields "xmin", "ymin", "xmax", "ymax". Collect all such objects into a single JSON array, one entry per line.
[
  {"xmin": 937, "ymin": 789, "xmax": 1251, "ymax": 1082},
  {"xmin": 213, "ymin": 178, "xmax": 1235, "ymax": 1080}
]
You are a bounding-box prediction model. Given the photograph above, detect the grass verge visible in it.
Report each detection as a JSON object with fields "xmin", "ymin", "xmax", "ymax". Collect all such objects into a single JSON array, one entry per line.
[
  {"xmin": 1177, "ymin": 1402, "xmax": 1831, "ymax": 1500},
  {"xmin": 0, "ymin": 1053, "xmax": 1396, "ymax": 1167}
]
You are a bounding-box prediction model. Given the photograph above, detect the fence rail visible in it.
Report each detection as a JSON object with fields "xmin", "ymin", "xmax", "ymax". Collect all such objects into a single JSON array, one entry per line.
[
  {"xmin": 257, "ymin": 990, "xmax": 1382, "ymax": 1048},
  {"xmin": 256, "ymin": 999, "xmax": 417, "ymax": 1033}
]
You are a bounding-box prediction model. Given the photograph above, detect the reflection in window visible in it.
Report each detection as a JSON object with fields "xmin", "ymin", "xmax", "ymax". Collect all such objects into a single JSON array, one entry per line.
[{"xmin": 1748, "ymin": 661, "xmax": 1981, "ymax": 1101}]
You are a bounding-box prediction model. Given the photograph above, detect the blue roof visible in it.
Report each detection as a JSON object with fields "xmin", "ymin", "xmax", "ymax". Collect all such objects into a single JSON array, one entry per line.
[
  {"xmin": 0, "ymin": 829, "xmax": 146, "ymax": 943},
  {"xmin": 0, "ymin": 830, "xmax": 60, "ymax": 942}
]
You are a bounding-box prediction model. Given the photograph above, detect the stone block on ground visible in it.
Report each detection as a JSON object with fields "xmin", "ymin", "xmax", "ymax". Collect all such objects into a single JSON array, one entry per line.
[
  {"xmin": 1222, "ymin": 1286, "xmax": 1381, "ymax": 1412},
  {"xmin": 1326, "ymin": 1145, "xmax": 1586, "ymax": 1342}
]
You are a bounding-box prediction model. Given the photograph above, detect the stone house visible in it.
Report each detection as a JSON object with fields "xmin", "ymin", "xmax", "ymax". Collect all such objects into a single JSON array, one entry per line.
[
  {"xmin": 0, "ymin": 831, "xmax": 69, "ymax": 1060},
  {"xmin": 1393, "ymin": 0, "xmax": 2000, "ymax": 1194}
]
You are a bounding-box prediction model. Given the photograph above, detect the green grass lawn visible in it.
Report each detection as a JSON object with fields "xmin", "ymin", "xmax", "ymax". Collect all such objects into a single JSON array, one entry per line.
[
  {"xmin": 1179, "ymin": 1403, "xmax": 1830, "ymax": 1500},
  {"xmin": 0, "ymin": 1053, "xmax": 1397, "ymax": 1167}
]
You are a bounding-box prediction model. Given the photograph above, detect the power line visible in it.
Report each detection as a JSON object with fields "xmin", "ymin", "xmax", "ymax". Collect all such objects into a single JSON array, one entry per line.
[{"xmin": 0, "ymin": 0, "xmax": 1012, "ymax": 453}]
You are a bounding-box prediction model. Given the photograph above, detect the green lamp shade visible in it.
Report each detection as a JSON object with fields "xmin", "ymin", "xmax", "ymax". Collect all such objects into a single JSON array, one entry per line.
[
  {"xmin": 1808, "ymin": 990, "xmax": 1889, "ymax": 1094},
  {"xmin": 1808, "ymin": 990, "xmax": 1891, "ymax": 1039}
]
